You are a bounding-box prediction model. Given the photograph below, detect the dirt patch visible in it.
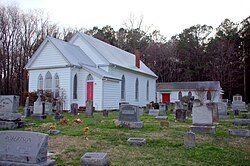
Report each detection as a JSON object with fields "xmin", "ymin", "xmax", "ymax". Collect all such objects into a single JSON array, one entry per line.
[{"xmin": 48, "ymin": 135, "xmax": 96, "ymax": 155}]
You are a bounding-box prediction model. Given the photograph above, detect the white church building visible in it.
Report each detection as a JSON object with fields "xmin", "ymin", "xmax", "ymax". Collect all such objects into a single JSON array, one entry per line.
[{"xmin": 25, "ymin": 32, "xmax": 157, "ymax": 110}]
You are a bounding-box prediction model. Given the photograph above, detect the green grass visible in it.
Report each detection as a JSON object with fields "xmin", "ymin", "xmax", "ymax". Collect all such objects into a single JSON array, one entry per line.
[{"xmin": 1, "ymin": 109, "xmax": 250, "ymax": 166}]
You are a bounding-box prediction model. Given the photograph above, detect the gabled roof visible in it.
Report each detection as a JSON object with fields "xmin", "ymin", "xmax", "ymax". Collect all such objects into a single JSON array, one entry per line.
[
  {"xmin": 157, "ymin": 81, "xmax": 221, "ymax": 91},
  {"xmin": 70, "ymin": 32, "xmax": 157, "ymax": 78},
  {"xmin": 25, "ymin": 37, "xmax": 96, "ymax": 69}
]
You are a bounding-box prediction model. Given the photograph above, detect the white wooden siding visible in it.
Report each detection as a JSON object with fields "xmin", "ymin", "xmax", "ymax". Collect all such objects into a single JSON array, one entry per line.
[
  {"xmin": 103, "ymin": 80, "xmax": 120, "ymax": 109},
  {"xmin": 108, "ymin": 66, "xmax": 156, "ymax": 107},
  {"xmin": 30, "ymin": 42, "xmax": 68, "ymax": 68},
  {"xmin": 28, "ymin": 68, "xmax": 71, "ymax": 109}
]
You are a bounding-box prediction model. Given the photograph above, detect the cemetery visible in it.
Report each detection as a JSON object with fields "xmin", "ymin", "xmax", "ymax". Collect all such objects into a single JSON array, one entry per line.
[{"xmin": 0, "ymin": 94, "xmax": 249, "ymax": 165}]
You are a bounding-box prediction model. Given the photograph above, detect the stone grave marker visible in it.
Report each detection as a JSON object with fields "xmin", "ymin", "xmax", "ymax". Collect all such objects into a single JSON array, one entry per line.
[
  {"xmin": 190, "ymin": 100, "xmax": 215, "ymax": 134},
  {"xmin": 127, "ymin": 138, "xmax": 146, "ymax": 146},
  {"xmin": 228, "ymin": 129, "xmax": 250, "ymax": 137},
  {"xmin": 209, "ymin": 103, "xmax": 219, "ymax": 123},
  {"xmin": 32, "ymin": 96, "xmax": 46, "ymax": 120},
  {"xmin": 45, "ymin": 102, "xmax": 53, "ymax": 115},
  {"xmin": 217, "ymin": 102, "xmax": 228, "ymax": 119},
  {"xmin": 85, "ymin": 100, "xmax": 94, "ymax": 117},
  {"xmin": 81, "ymin": 152, "xmax": 108, "ymax": 166},
  {"xmin": 148, "ymin": 109, "xmax": 159, "ymax": 116},
  {"xmin": 0, "ymin": 95, "xmax": 19, "ymax": 113},
  {"xmin": 184, "ymin": 131, "xmax": 196, "ymax": 148},
  {"xmin": 70, "ymin": 103, "xmax": 78, "ymax": 115},
  {"xmin": 233, "ymin": 118, "xmax": 250, "ymax": 126},
  {"xmin": 0, "ymin": 131, "xmax": 55, "ymax": 165},
  {"xmin": 175, "ymin": 109, "xmax": 187, "ymax": 122},
  {"xmin": 159, "ymin": 103, "xmax": 167, "ymax": 116},
  {"xmin": 117, "ymin": 104, "xmax": 143, "ymax": 129},
  {"xmin": 0, "ymin": 95, "xmax": 23, "ymax": 129},
  {"xmin": 24, "ymin": 97, "xmax": 31, "ymax": 117},
  {"xmin": 103, "ymin": 109, "xmax": 109, "ymax": 117}
]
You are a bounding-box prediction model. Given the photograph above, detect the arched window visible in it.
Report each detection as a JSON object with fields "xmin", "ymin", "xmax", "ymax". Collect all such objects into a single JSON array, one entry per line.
[
  {"xmin": 37, "ymin": 74, "xmax": 43, "ymax": 90},
  {"xmin": 188, "ymin": 91, "xmax": 192, "ymax": 97},
  {"xmin": 73, "ymin": 74, "xmax": 77, "ymax": 99},
  {"xmin": 178, "ymin": 91, "xmax": 182, "ymax": 100},
  {"xmin": 54, "ymin": 74, "xmax": 60, "ymax": 98},
  {"xmin": 146, "ymin": 80, "xmax": 149, "ymax": 100},
  {"xmin": 207, "ymin": 91, "xmax": 211, "ymax": 100},
  {"xmin": 45, "ymin": 71, "xmax": 52, "ymax": 91},
  {"xmin": 87, "ymin": 74, "xmax": 93, "ymax": 81},
  {"xmin": 135, "ymin": 78, "xmax": 139, "ymax": 100},
  {"xmin": 121, "ymin": 75, "xmax": 125, "ymax": 100}
]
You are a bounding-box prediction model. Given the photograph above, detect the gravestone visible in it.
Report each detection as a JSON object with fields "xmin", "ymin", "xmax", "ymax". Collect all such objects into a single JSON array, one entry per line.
[
  {"xmin": 148, "ymin": 109, "xmax": 159, "ymax": 116},
  {"xmin": 0, "ymin": 95, "xmax": 23, "ymax": 129},
  {"xmin": 175, "ymin": 101, "xmax": 183, "ymax": 111},
  {"xmin": 159, "ymin": 103, "xmax": 167, "ymax": 116},
  {"xmin": 0, "ymin": 95, "xmax": 19, "ymax": 113},
  {"xmin": 209, "ymin": 103, "xmax": 219, "ymax": 123},
  {"xmin": 45, "ymin": 102, "xmax": 53, "ymax": 115},
  {"xmin": 24, "ymin": 97, "xmax": 31, "ymax": 117},
  {"xmin": 70, "ymin": 103, "xmax": 78, "ymax": 115},
  {"xmin": 85, "ymin": 101, "xmax": 94, "ymax": 117},
  {"xmin": 184, "ymin": 131, "xmax": 196, "ymax": 148},
  {"xmin": 0, "ymin": 131, "xmax": 55, "ymax": 165},
  {"xmin": 117, "ymin": 104, "xmax": 143, "ymax": 129},
  {"xmin": 33, "ymin": 95, "xmax": 43, "ymax": 115},
  {"xmin": 103, "ymin": 110, "xmax": 109, "ymax": 117},
  {"xmin": 232, "ymin": 95, "xmax": 247, "ymax": 112},
  {"xmin": 228, "ymin": 129, "xmax": 250, "ymax": 137},
  {"xmin": 233, "ymin": 118, "xmax": 250, "ymax": 126},
  {"xmin": 81, "ymin": 152, "xmax": 108, "ymax": 166},
  {"xmin": 127, "ymin": 138, "xmax": 146, "ymax": 146},
  {"xmin": 175, "ymin": 109, "xmax": 187, "ymax": 122},
  {"xmin": 190, "ymin": 100, "xmax": 215, "ymax": 134},
  {"xmin": 32, "ymin": 96, "xmax": 46, "ymax": 120},
  {"xmin": 217, "ymin": 102, "xmax": 228, "ymax": 119}
]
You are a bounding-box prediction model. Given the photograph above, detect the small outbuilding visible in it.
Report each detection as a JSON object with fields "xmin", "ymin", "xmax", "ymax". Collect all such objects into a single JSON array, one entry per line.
[{"xmin": 156, "ymin": 81, "xmax": 222, "ymax": 103}]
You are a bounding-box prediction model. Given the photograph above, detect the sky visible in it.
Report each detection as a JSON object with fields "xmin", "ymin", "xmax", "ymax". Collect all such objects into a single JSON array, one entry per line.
[{"xmin": 1, "ymin": 0, "xmax": 250, "ymax": 38}]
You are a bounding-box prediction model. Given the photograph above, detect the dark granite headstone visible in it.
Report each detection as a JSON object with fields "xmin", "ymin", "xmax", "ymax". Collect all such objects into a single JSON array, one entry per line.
[
  {"xmin": 85, "ymin": 101, "xmax": 94, "ymax": 117},
  {"xmin": 0, "ymin": 131, "xmax": 55, "ymax": 165},
  {"xmin": 70, "ymin": 103, "xmax": 78, "ymax": 115},
  {"xmin": 103, "ymin": 110, "xmax": 109, "ymax": 117},
  {"xmin": 117, "ymin": 104, "xmax": 143, "ymax": 129},
  {"xmin": 175, "ymin": 109, "xmax": 187, "ymax": 122}
]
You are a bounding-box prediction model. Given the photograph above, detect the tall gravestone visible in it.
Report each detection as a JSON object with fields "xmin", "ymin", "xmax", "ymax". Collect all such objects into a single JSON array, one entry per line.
[
  {"xmin": 190, "ymin": 100, "xmax": 215, "ymax": 134},
  {"xmin": 85, "ymin": 101, "xmax": 94, "ymax": 117},
  {"xmin": 24, "ymin": 97, "xmax": 31, "ymax": 117},
  {"xmin": 217, "ymin": 102, "xmax": 228, "ymax": 119},
  {"xmin": 117, "ymin": 104, "xmax": 143, "ymax": 129},
  {"xmin": 70, "ymin": 103, "xmax": 78, "ymax": 115},
  {"xmin": 0, "ymin": 95, "xmax": 23, "ymax": 129},
  {"xmin": 0, "ymin": 131, "xmax": 55, "ymax": 165},
  {"xmin": 210, "ymin": 103, "xmax": 219, "ymax": 123},
  {"xmin": 32, "ymin": 96, "xmax": 46, "ymax": 120},
  {"xmin": 175, "ymin": 109, "xmax": 187, "ymax": 122}
]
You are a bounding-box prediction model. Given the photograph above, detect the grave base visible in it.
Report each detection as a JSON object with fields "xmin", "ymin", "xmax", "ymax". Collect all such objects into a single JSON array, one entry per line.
[
  {"xmin": 228, "ymin": 129, "xmax": 250, "ymax": 137},
  {"xmin": 0, "ymin": 159, "xmax": 55, "ymax": 166},
  {"xmin": 31, "ymin": 114, "xmax": 47, "ymax": 120},
  {"xmin": 81, "ymin": 152, "xmax": 108, "ymax": 166},
  {"xmin": 127, "ymin": 138, "xmax": 146, "ymax": 146},
  {"xmin": 155, "ymin": 116, "xmax": 168, "ymax": 120},
  {"xmin": 0, "ymin": 120, "xmax": 18, "ymax": 129},
  {"xmin": 190, "ymin": 125, "xmax": 216, "ymax": 134},
  {"xmin": 117, "ymin": 120, "xmax": 143, "ymax": 129}
]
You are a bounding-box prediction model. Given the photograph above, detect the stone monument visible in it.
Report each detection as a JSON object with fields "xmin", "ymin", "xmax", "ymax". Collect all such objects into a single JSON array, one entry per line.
[
  {"xmin": 0, "ymin": 95, "xmax": 23, "ymax": 129},
  {"xmin": 217, "ymin": 102, "xmax": 228, "ymax": 119},
  {"xmin": 85, "ymin": 100, "xmax": 94, "ymax": 117},
  {"xmin": 70, "ymin": 103, "xmax": 78, "ymax": 115},
  {"xmin": 116, "ymin": 104, "xmax": 143, "ymax": 129},
  {"xmin": 0, "ymin": 131, "xmax": 55, "ymax": 165},
  {"xmin": 81, "ymin": 153, "xmax": 108, "ymax": 166},
  {"xmin": 190, "ymin": 99, "xmax": 215, "ymax": 134},
  {"xmin": 184, "ymin": 131, "xmax": 196, "ymax": 148}
]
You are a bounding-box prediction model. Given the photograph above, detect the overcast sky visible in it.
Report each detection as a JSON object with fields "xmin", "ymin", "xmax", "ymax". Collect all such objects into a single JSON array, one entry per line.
[{"xmin": 1, "ymin": 0, "xmax": 250, "ymax": 38}]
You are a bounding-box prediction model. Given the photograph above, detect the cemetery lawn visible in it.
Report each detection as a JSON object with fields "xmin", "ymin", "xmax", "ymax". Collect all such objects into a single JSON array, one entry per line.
[{"xmin": 5, "ymin": 110, "xmax": 250, "ymax": 166}]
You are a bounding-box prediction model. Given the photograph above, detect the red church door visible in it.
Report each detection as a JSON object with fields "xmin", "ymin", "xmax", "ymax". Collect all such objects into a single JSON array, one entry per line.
[
  {"xmin": 162, "ymin": 93, "xmax": 170, "ymax": 103},
  {"xmin": 87, "ymin": 82, "xmax": 93, "ymax": 101}
]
